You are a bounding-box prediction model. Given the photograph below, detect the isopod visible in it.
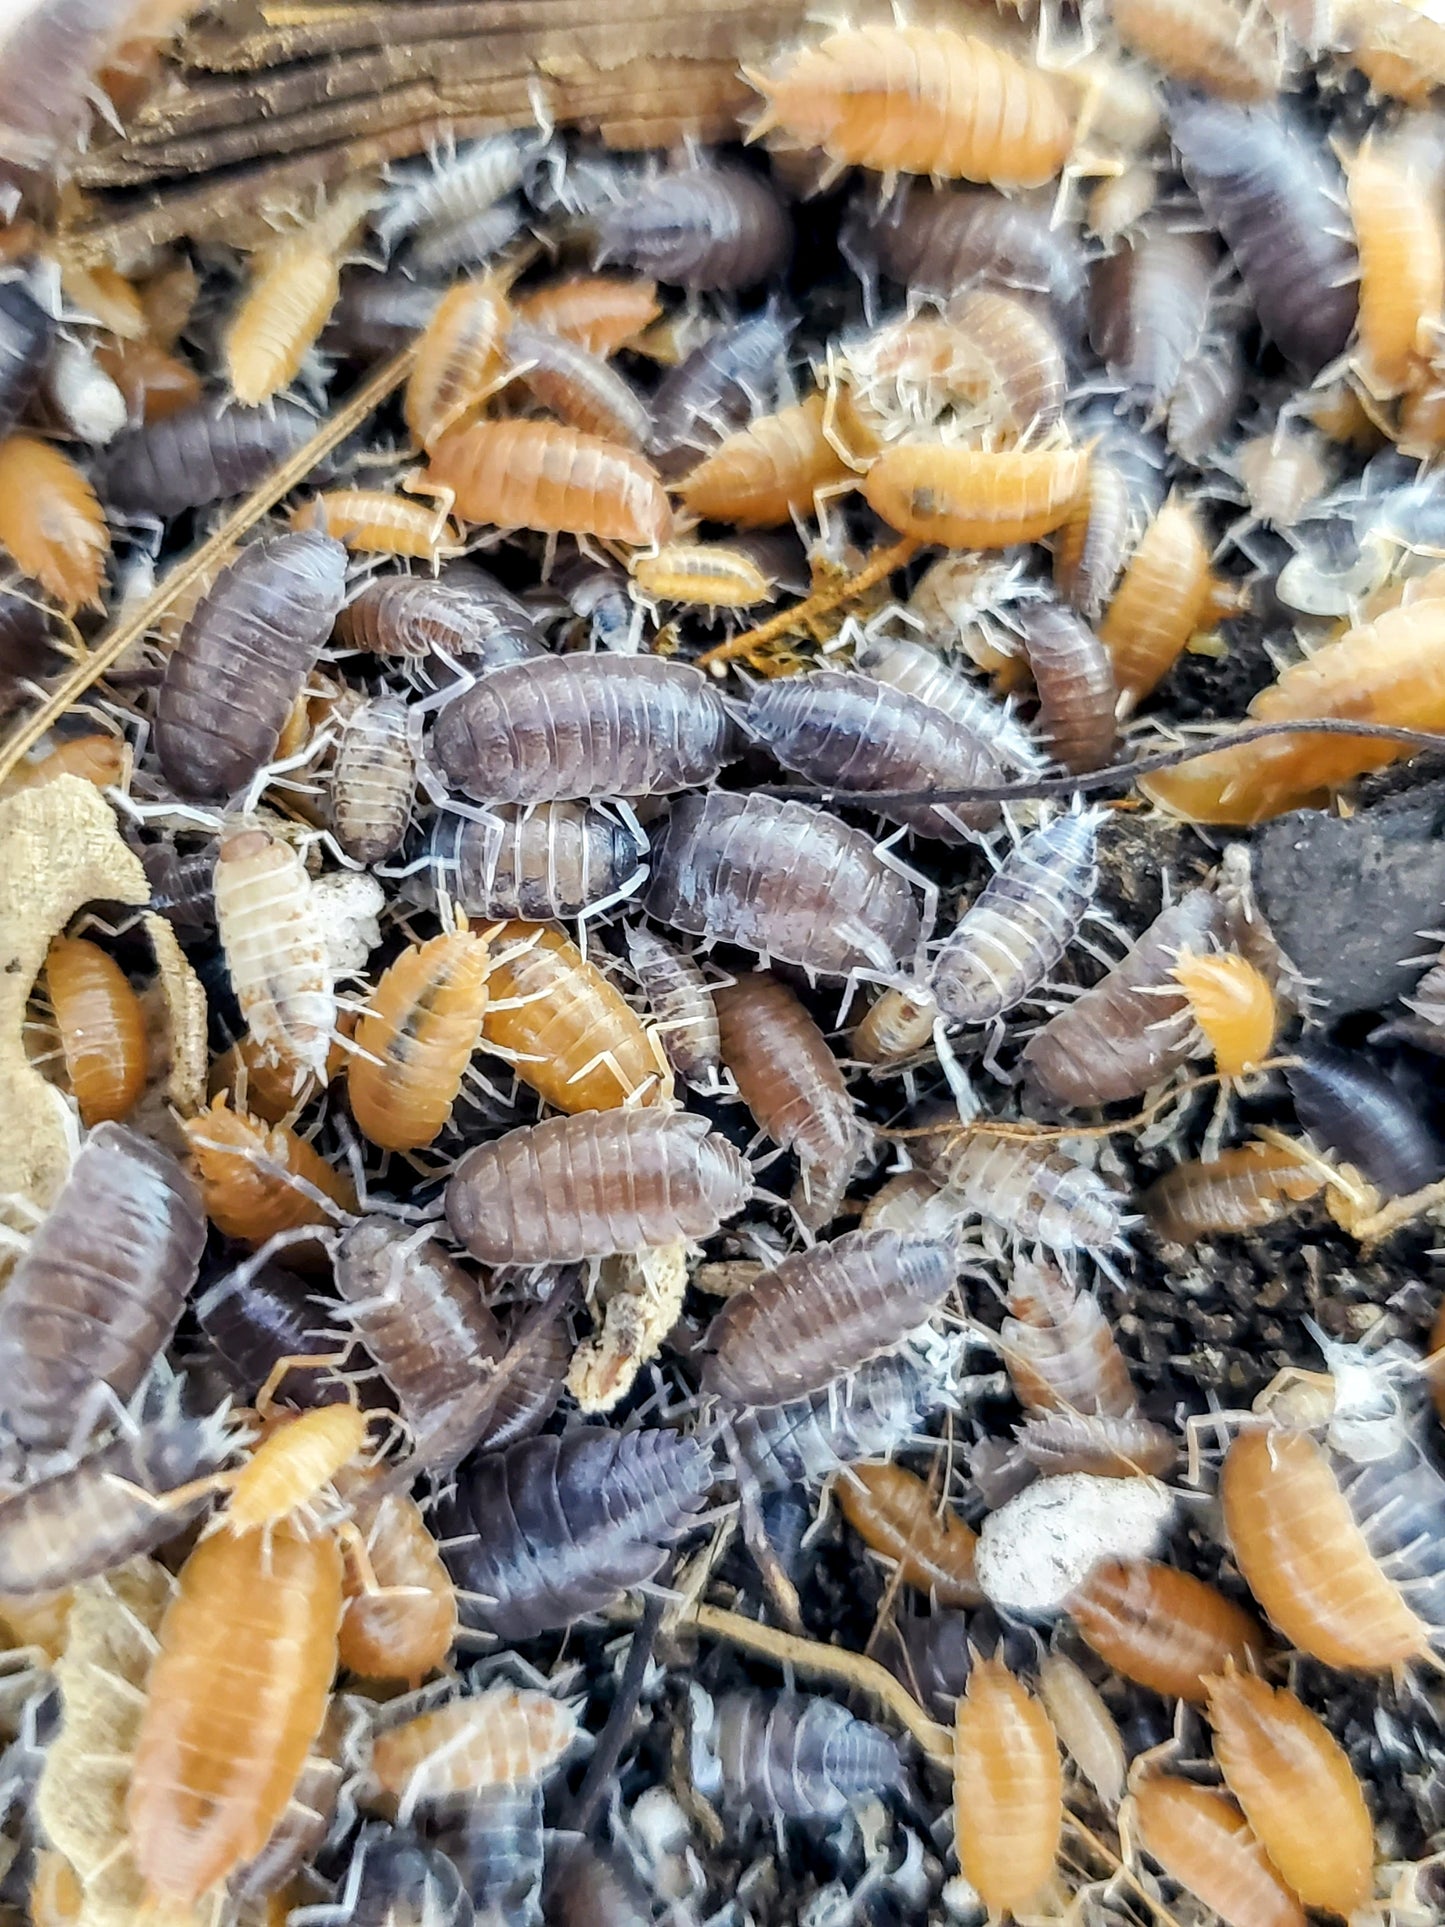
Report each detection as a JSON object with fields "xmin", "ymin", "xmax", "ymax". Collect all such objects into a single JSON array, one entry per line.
[
  {"xmin": 0, "ymin": 433, "xmax": 108, "ymax": 610},
  {"xmin": 1286, "ymin": 1045, "xmax": 1443, "ymax": 1197},
  {"xmin": 367, "ymin": 1687, "xmax": 576, "ymax": 1817},
  {"xmin": 376, "ymin": 131, "xmax": 541, "ymax": 255},
  {"xmin": 691, "ymin": 1690, "xmax": 902, "ymax": 1819},
  {"xmin": 1346, "ymin": 139, "xmax": 1444, "ymax": 397},
  {"xmin": 0, "ymin": 1124, "xmax": 205, "ymax": 1449},
  {"xmin": 1109, "ymin": 0, "xmax": 1286, "ymax": 98},
  {"xmin": 98, "ymin": 396, "xmax": 320, "ymax": 518},
  {"xmin": 677, "ymin": 391, "xmax": 869, "ymax": 528},
  {"xmin": 713, "ymin": 970, "xmax": 862, "ymax": 1226},
  {"xmin": 649, "ymin": 302, "xmax": 794, "ymax": 466},
  {"xmin": 155, "ymin": 530, "xmax": 348, "ymax": 801},
  {"xmin": 436, "ymin": 1425, "xmax": 711, "ymax": 1635},
  {"xmin": 853, "ymin": 627, "xmax": 1047, "ymax": 776},
  {"xmin": 1067, "ymin": 1559, "xmax": 1268, "ymax": 1701},
  {"xmin": 409, "ymin": 802, "xmax": 644, "ymax": 923},
  {"xmin": 1143, "ymin": 1141, "xmax": 1324, "ymax": 1242},
  {"xmin": 727, "ymin": 1352, "xmax": 947, "ymax": 1491},
  {"xmin": 225, "ymin": 185, "xmax": 374, "ymax": 405},
  {"xmin": 220, "ymin": 1403, "xmax": 369, "ymax": 1535},
  {"xmin": 335, "ymin": 564, "xmax": 546, "ymax": 665},
  {"xmin": 1099, "ymin": 497, "xmax": 1235, "ymax": 713},
  {"xmin": 701, "ymin": 1228, "xmax": 955, "ymax": 1407},
  {"xmin": 426, "ymin": 417, "xmax": 672, "ymax": 545},
  {"xmin": 999, "ymin": 1257, "xmax": 1138, "ymax": 1419},
  {"xmin": 596, "ymin": 163, "xmax": 791, "ymax": 290},
  {"xmin": 328, "ymin": 692, "xmax": 417, "ymax": 865},
  {"xmin": 504, "ymin": 319, "xmax": 651, "ymax": 449},
  {"xmin": 914, "ymin": 1123, "xmax": 1127, "ymax": 1252},
  {"xmin": 431, "ymin": 653, "xmax": 731, "ymax": 804},
  {"xmin": 864, "ymin": 442, "xmax": 1089, "ymax": 550},
  {"xmin": 645, "ymin": 791, "xmax": 925, "ymax": 979},
  {"xmin": 42, "ymin": 934, "xmax": 147, "ymax": 1125},
  {"xmin": 1089, "ymin": 226, "xmax": 1217, "ymax": 413},
  {"xmin": 836, "ymin": 1461, "xmax": 981, "ymax": 1607},
  {"xmin": 445, "ymin": 1108, "xmax": 749, "ymax": 1264},
  {"xmin": 0, "ymin": 281, "xmax": 54, "ymax": 439},
  {"xmin": 337, "ymin": 1477, "xmax": 457, "ymax": 1685},
  {"xmin": 1037, "ymin": 1652, "xmax": 1127, "ymax": 1810},
  {"xmin": 1172, "ymin": 950, "xmax": 1279, "ymax": 1078},
  {"xmin": 953, "ymin": 1656, "xmax": 1063, "ymax": 1917},
  {"xmin": 631, "ymin": 541, "xmax": 772, "ymax": 609},
  {"xmin": 213, "ymin": 826, "xmax": 335, "ymax": 1083},
  {"xmin": 403, "ymin": 273, "xmax": 511, "ymax": 447},
  {"xmin": 514, "ymin": 272, "xmax": 662, "ymax": 358},
  {"xmin": 184, "ymin": 1093, "xmax": 358, "ymax": 1247},
  {"xmin": 1130, "ymin": 1775, "xmax": 1307, "ymax": 1927},
  {"xmin": 623, "ymin": 923, "xmax": 720, "ymax": 1086},
  {"xmin": 292, "ymin": 489, "xmax": 458, "ymax": 564},
  {"xmin": 348, "ymin": 926, "xmax": 493, "ymax": 1151},
  {"xmin": 1009, "ymin": 598, "xmax": 1119, "ymax": 774}
]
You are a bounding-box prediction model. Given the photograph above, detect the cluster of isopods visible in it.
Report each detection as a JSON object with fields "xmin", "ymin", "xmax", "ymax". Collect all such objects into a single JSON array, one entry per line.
[{"xmin": 5, "ymin": 1, "xmax": 1445, "ymax": 1923}]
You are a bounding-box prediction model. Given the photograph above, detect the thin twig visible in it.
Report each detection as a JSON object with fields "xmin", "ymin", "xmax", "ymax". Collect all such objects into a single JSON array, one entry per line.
[
  {"xmin": 697, "ymin": 536, "xmax": 920, "ymax": 670},
  {"xmin": 0, "ymin": 346, "xmax": 416, "ymax": 785},
  {"xmin": 565, "ymin": 1584, "xmax": 668, "ymax": 1831}
]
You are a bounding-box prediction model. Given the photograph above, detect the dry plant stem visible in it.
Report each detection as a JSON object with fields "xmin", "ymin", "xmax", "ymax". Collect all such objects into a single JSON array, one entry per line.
[
  {"xmin": 697, "ymin": 537, "xmax": 921, "ymax": 670},
  {"xmin": 0, "ymin": 347, "xmax": 415, "ymax": 784},
  {"xmin": 565, "ymin": 1584, "xmax": 668, "ymax": 1831}
]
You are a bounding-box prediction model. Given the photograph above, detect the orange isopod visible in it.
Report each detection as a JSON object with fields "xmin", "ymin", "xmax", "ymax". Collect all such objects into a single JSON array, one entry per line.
[
  {"xmin": 367, "ymin": 1686, "xmax": 577, "ymax": 1816},
  {"xmin": 835, "ymin": 1462, "xmax": 982, "ymax": 1607},
  {"xmin": 1204, "ymin": 1666, "xmax": 1375, "ymax": 1914},
  {"xmin": 0, "ymin": 733, "xmax": 131, "ymax": 796},
  {"xmin": 1067, "ymin": 1559, "xmax": 1269, "ymax": 1701},
  {"xmin": 222, "ymin": 1404, "xmax": 370, "ymax": 1535},
  {"xmin": 998, "ymin": 1255, "xmax": 1138, "ymax": 1419},
  {"xmin": 95, "ymin": 336, "xmax": 203, "ymax": 424},
  {"xmin": 29, "ymin": 1851, "xmax": 81, "ymax": 1927},
  {"xmin": 404, "ymin": 275, "xmax": 511, "ymax": 447},
  {"xmin": 481, "ymin": 921, "xmax": 672, "ymax": 1113},
  {"xmin": 1108, "ymin": 0, "xmax": 1285, "ymax": 99},
  {"xmin": 863, "ymin": 443, "xmax": 1089, "ymax": 550},
  {"xmin": 291, "ymin": 489, "xmax": 461, "ymax": 564},
  {"xmin": 745, "ymin": 26, "xmax": 1073, "ymax": 188},
  {"xmin": 347, "ymin": 927, "xmax": 493, "ymax": 1152},
  {"xmin": 57, "ymin": 258, "xmax": 147, "ymax": 340},
  {"xmin": 1346, "ymin": 141, "xmax": 1445, "ymax": 397},
  {"xmin": 426, "ymin": 418, "xmax": 672, "ymax": 546},
  {"xmin": 513, "ymin": 274, "xmax": 662, "ymax": 358},
  {"xmin": 42, "ymin": 935, "xmax": 147, "ymax": 1126},
  {"xmin": 184, "ymin": 1092, "xmax": 358, "ymax": 1249},
  {"xmin": 0, "ymin": 433, "xmax": 109, "ymax": 610},
  {"xmin": 1141, "ymin": 593, "xmax": 1445, "ymax": 825},
  {"xmin": 1171, "ymin": 950, "xmax": 1279, "ymax": 1077},
  {"xmin": 225, "ymin": 187, "xmax": 374, "ymax": 407},
  {"xmin": 1142, "ymin": 1141, "xmax": 1324, "ymax": 1242},
  {"xmin": 952, "ymin": 1655, "xmax": 1063, "ymax": 1916},
  {"xmin": 678, "ymin": 391, "xmax": 874, "ymax": 529},
  {"xmin": 631, "ymin": 541, "xmax": 773, "ymax": 608},
  {"xmin": 126, "ymin": 1517, "xmax": 343, "ymax": 1906},
  {"xmin": 1131, "ymin": 1775, "xmax": 1307, "ymax": 1927},
  {"xmin": 1221, "ymin": 1427, "xmax": 1430, "ymax": 1668},
  {"xmin": 337, "ymin": 1468, "xmax": 457, "ymax": 1684},
  {"xmin": 1098, "ymin": 497, "xmax": 1231, "ymax": 714},
  {"xmin": 210, "ymin": 1023, "xmax": 351, "ymax": 1125},
  {"xmin": 504, "ymin": 320, "xmax": 652, "ymax": 450}
]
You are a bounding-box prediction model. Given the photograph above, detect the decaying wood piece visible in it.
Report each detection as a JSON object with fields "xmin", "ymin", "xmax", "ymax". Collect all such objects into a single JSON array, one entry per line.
[{"xmin": 0, "ymin": 776, "xmax": 148, "ymax": 1220}]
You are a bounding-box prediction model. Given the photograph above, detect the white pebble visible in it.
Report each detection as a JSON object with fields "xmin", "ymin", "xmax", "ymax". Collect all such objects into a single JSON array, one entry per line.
[{"xmin": 974, "ymin": 1472, "xmax": 1176, "ymax": 1615}]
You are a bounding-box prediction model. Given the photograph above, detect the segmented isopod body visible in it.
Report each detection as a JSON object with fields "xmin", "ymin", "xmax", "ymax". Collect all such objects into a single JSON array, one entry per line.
[
  {"xmin": 1011, "ymin": 599, "xmax": 1118, "ymax": 774},
  {"xmin": 431, "ymin": 654, "xmax": 730, "ymax": 804},
  {"xmin": 369, "ymin": 1688, "xmax": 575, "ymax": 1817},
  {"xmin": 155, "ymin": 530, "xmax": 347, "ymax": 800},
  {"xmin": 853, "ymin": 628, "xmax": 1046, "ymax": 775},
  {"xmin": 1015, "ymin": 1408, "xmax": 1178, "ymax": 1480},
  {"xmin": 865, "ymin": 442, "xmax": 1088, "ymax": 549},
  {"xmin": 743, "ymin": 668, "xmax": 1004, "ymax": 841},
  {"xmin": 446, "ymin": 1108, "xmax": 749, "ymax": 1263},
  {"xmin": 1143, "ymin": 1141, "xmax": 1323, "ymax": 1242},
  {"xmin": 480, "ymin": 920, "xmax": 672, "ymax": 1113},
  {"xmin": 713, "ymin": 970, "xmax": 863, "ymax": 1228},
  {"xmin": 42, "ymin": 935, "xmax": 146, "ymax": 1125},
  {"xmin": 196, "ymin": 1259, "xmax": 366, "ymax": 1412},
  {"xmin": 98, "ymin": 397, "xmax": 319, "ymax": 517},
  {"xmin": 332, "ymin": 1217, "xmax": 504, "ymax": 1461},
  {"xmin": 692, "ymin": 1691, "xmax": 902, "ymax": 1819},
  {"xmin": 953, "ymin": 1656, "xmax": 1063, "ymax": 1917},
  {"xmin": 514, "ymin": 273, "xmax": 662, "ymax": 357},
  {"xmin": 377, "ymin": 130, "xmax": 539, "ymax": 253},
  {"xmin": 335, "ymin": 564, "xmax": 546, "ymax": 664},
  {"xmin": 931, "ymin": 810, "xmax": 1102, "ymax": 1025},
  {"xmin": 701, "ymin": 1228, "xmax": 954, "ymax": 1407},
  {"xmin": 1068, "ymin": 1559, "xmax": 1269, "ymax": 1700},
  {"xmin": 728, "ymin": 1353, "xmax": 944, "ymax": 1491},
  {"xmin": 409, "ymin": 196, "xmax": 526, "ymax": 275},
  {"xmin": 426, "ymin": 418, "xmax": 672, "ymax": 544},
  {"xmin": 645, "ymin": 791, "xmax": 925, "ymax": 978},
  {"xmin": 1286, "ymin": 1044, "xmax": 1443, "ymax": 1196},
  {"xmin": 852, "ymin": 180, "xmax": 1087, "ymax": 334},
  {"xmin": 623, "ymin": 924, "xmax": 720, "ymax": 1086},
  {"xmin": 837, "ymin": 1462, "xmax": 981, "ymax": 1606},
  {"xmin": 944, "ymin": 285, "xmax": 1068, "ymax": 440},
  {"xmin": 338, "ymin": 1474, "xmax": 456, "ymax": 1684},
  {"xmin": 915, "ymin": 1125, "xmax": 1126, "ymax": 1252},
  {"xmin": 1222, "ymin": 1427, "xmax": 1431, "ymax": 1667},
  {"xmin": 1110, "ymin": 0, "xmax": 1286, "ymax": 97},
  {"xmin": 434, "ymin": 1782, "xmax": 544, "ymax": 1924},
  {"xmin": 1051, "ymin": 411, "xmax": 1168, "ymax": 621},
  {"xmin": 1090, "ymin": 227, "xmax": 1216, "ymax": 412},
  {"xmin": 1000, "ymin": 1258, "xmax": 1137, "ymax": 1419},
  {"xmin": 0, "ymin": 1411, "xmax": 232, "ymax": 1593},
  {"xmin": 1204, "ymin": 1668, "xmax": 1374, "ymax": 1914},
  {"xmin": 327, "ymin": 693, "xmax": 416, "ymax": 866},
  {"xmin": 649, "ymin": 303, "xmax": 795, "ymax": 465},
  {"xmin": 437, "ymin": 1426, "xmax": 711, "ymax": 1635},
  {"xmin": 0, "ymin": 433, "xmax": 108, "ymax": 610},
  {"xmin": 747, "ymin": 26, "xmax": 1073, "ymax": 187},
  {"xmin": 293, "ymin": 489, "xmax": 458, "ymax": 563},
  {"xmin": 1169, "ymin": 97, "xmax": 1358, "ymax": 375},
  {"xmin": 0, "ymin": 1124, "xmax": 204, "ymax": 1448},
  {"xmin": 404, "ymin": 275, "xmax": 510, "ymax": 446},
  {"xmin": 97, "ymin": 335, "xmax": 202, "ymax": 425},
  {"xmin": 1037, "ymin": 1652, "xmax": 1127, "ymax": 1810},
  {"xmin": 677, "ymin": 391, "xmax": 865, "ymax": 528},
  {"xmin": 1099, "ymin": 498, "xmax": 1230, "ymax": 713},
  {"xmin": 230, "ymin": 1699, "xmax": 356, "ymax": 1907},
  {"xmin": 631, "ymin": 541, "xmax": 772, "ymax": 608},
  {"xmin": 596, "ymin": 164, "xmax": 790, "ymax": 290},
  {"xmin": 225, "ymin": 187, "xmax": 372, "ymax": 404},
  {"xmin": 1173, "ymin": 951, "xmax": 1278, "ymax": 1077},
  {"xmin": 222, "ymin": 1404, "xmax": 369, "ymax": 1534},
  {"xmin": 185, "ymin": 1093, "xmax": 358, "ymax": 1247},
  {"xmin": 214, "ymin": 827, "xmax": 335, "ymax": 1082},
  {"xmin": 1021, "ymin": 886, "xmax": 1229, "ymax": 1109},
  {"xmin": 1131, "ymin": 1776, "xmax": 1307, "ymax": 1927},
  {"xmin": 351, "ymin": 932, "xmax": 487, "ymax": 1146},
  {"xmin": 126, "ymin": 1517, "xmax": 343, "ymax": 1906},
  {"xmin": 339, "ymin": 1828, "xmax": 470, "ymax": 1927},
  {"xmin": 1347, "ymin": 141, "xmax": 1444, "ymax": 397},
  {"xmin": 413, "ymin": 803, "xmax": 643, "ymax": 922},
  {"xmin": 0, "ymin": 282, "xmax": 53, "ymax": 439},
  {"xmin": 505, "ymin": 320, "xmax": 651, "ymax": 449}
]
